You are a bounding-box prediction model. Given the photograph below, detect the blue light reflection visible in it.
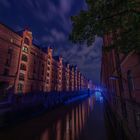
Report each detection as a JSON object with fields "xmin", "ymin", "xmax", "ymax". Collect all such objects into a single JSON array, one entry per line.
[{"xmin": 95, "ymin": 91, "xmax": 103, "ymax": 103}]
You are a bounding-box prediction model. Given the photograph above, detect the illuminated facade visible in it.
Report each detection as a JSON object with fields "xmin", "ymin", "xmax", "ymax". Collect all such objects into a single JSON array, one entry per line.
[{"xmin": 0, "ymin": 23, "xmax": 89, "ymax": 94}]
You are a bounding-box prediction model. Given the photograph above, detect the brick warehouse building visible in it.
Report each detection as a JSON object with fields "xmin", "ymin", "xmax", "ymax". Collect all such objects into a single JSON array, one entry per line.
[
  {"xmin": 0, "ymin": 23, "xmax": 89, "ymax": 94},
  {"xmin": 101, "ymin": 33, "xmax": 140, "ymax": 139}
]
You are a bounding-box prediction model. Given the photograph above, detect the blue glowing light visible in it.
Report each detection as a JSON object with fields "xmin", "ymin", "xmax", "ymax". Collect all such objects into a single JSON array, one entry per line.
[{"xmin": 95, "ymin": 91, "xmax": 103, "ymax": 102}]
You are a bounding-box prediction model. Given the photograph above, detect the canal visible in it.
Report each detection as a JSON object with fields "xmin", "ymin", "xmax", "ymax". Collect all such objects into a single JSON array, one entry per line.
[{"xmin": 0, "ymin": 93, "xmax": 116, "ymax": 140}]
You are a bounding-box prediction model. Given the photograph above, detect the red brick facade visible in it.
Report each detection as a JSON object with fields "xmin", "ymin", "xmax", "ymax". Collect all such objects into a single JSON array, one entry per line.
[
  {"xmin": 0, "ymin": 23, "xmax": 89, "ymax": 94},
  {"xmin": 101, "ymin": 33, "xmax": 140, "ymax": 139}
]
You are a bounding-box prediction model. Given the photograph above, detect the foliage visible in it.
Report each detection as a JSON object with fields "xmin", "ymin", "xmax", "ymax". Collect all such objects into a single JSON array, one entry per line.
[{"xmin": 70, "ymin": 0, "xmax": 140, "ymax": 53}]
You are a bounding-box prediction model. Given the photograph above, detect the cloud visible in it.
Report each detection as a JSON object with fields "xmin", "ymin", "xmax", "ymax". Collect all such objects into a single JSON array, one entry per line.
[
  {"xmin": 50, "ymin": 29, "xmax": 66, "ymax": 42},
  {"xmin": 41, "ymin": 35, "xmax": 54, "ymax": 43},
  {"xmin": 0, "ymin": 0, "xmax": 11, "ymax": 8},
  {"xmin": 60, "ymin": 0, "xmax": 73, "ymax": 14},
  {"xmin": 21, "ymin": 0, "xmax": 73, "ymax": 32}
]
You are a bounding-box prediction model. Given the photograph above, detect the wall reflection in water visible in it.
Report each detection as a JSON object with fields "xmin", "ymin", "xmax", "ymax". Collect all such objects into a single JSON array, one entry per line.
[{"xmin": 41, "ymin": 97, "xmax": 95, "ymax": 140}]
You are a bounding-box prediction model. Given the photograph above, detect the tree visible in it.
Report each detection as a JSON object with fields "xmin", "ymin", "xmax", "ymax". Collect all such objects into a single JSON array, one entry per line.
[{"xmin": 69, "ymin": 0, "xmax": 140, "ymax": 53}]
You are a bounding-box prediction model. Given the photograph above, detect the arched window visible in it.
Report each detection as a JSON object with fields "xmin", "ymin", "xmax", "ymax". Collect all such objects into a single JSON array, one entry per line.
[
  {"xmin": 17, "ymin": 83, "xmax": 23, "ymax": 93},
  {"xmin": 21, "ymin": 54, "xmax": 28, "ymax": 62},
  {"xmin": 20, "ymin": 63, "xmax": 27, "ymax": 71},
  {"xmin": 22, "ymin": 46, "xmax": 28, "ymax": 53},
  {"xmin": 48, "ymin": 61, "xmax": 50, "ymax": 65},
  {"xmin": 19, "ymin": 73, "xmax": 25, "ymax": 81},
  {"xmin": 24, "ymin": 37, "xmax": 30, "ymax": 45}
]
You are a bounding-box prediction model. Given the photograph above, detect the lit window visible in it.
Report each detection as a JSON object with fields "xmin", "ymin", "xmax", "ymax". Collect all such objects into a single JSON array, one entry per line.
[
  {"xmin": 21, "ymin": 54, "xmax": 28, "ymax": 62},
  {"xmin": 22, "ymin": 46, "xmax": 28, "ymax": 53}
]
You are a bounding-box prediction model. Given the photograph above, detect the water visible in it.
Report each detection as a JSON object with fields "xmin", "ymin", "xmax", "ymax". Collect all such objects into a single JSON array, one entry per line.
[{"xmin": 0, "ymin": 93, "xmax": 115, "ymax": 140}]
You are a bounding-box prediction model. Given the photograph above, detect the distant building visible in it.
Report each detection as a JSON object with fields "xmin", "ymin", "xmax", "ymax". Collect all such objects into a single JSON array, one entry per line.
[{"xmin": 0, "ymin": 23, "xmax": 90, "ymax": 94}]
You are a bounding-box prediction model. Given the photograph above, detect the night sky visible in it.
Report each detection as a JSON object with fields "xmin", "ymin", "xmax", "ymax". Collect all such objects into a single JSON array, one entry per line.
[{"xmin": 0, "ymin": 0, "xmax": 103, "ymax": 84}]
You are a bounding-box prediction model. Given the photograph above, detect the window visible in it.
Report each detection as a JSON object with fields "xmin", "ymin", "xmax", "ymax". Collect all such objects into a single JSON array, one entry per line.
[
  {"xmin": 34, "ymin": 60, "xmax": 36, "ymax": 64},
  {"xmin": 19, "ymin": 73, "xmax": 25, "ymax": 81},
  {"xmin": 21, "ymin": 54, "xmax": 28, "ymax": 62},
  {"xmin": 42, "ymin": 64, "xmax": 44, "ymax": 74},
  {"xmin": 22, "ymin": 46, "xmax": 28, "ymax": 53},
  {"xmin": 5, "ymin": 59, "xmax": 11, "ymax": 66},
  {"xmin": 24, "ymin": 38, "xmax": 30, "ymax": 45},
  {"xmin": 47, "ymin": 73, "xmax": 50, "ymax": 77},
  {"xmin": 6, "ymin": 48, "xmax": 13, "ymax": 66},
  {"xmin": 48, "ymin": 61, "xmax": 50, "ymax": 65},
  {"xmin": 8, "ymin": 48, "xmax": 13, "ymax": 54},
  {"xmin": 20, "ymin": 63, "xmax": 26, "ymax": 71},
  {"xmin": 46, "ymin": 80, "xmax": 49, "ymax": 84},
  {"xmin": 136, "ymin": 112, "xmax": 140, "ymax": 128},
  {"xmin": 127, "ymin": 70, "xmax": 134, "ymax": 92},
  {"xmin": 31, "ymin": 85, "xmax": 33, "ymax": 91},
  {"xmin": 33, "ymin": 68, "xmax": 36, "ymax": 73},
  {"xmin": 3, "ymin": 68, "xmax": 9, "ymax": 76},
  {"xmin": 17, "ymin": 83, "xmax": 23, "ymax": 93},
  {"xmin": 48, "ymin": 55, "xmax": 51, "ymax": 59}
]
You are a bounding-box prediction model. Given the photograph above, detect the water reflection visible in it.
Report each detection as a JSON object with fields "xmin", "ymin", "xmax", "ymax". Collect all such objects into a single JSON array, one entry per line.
[
  {"xmin": 1, "ymin": 95, "xmax": 111, "ymax": 140},
  {"xmin": 95, "ymin": 91, "xmax": 103, "ymax": 103},
  {"xmin": 41, "ymin": 96, "xmax": 95, "ymax": 140}
]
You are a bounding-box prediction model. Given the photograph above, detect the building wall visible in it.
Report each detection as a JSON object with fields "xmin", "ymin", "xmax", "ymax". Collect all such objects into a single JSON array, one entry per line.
[
  {"xmin": 74, "ymin": 67, "xmax": 78, "ymax": 91},
  {"xmin": 51, "ymin": 59, "xmax": 57, "ymax": 91},
  {"xmin": 66, "ymin": 64, "xmax": 70, "ymax": 91},
  {"xmin": 101, "ymin": 33, "xmax": 140, "ymax": 138},
  {"xmin": 0, "ymin": 24, "xmax": 22, "ymax": 93},
  {"xmin": 57, "ymin": 57, "xmax": 63, "ymax": 92},
  {"xmin": 0, "ymin": 23, "xmax": 90, "ymax": 94}
]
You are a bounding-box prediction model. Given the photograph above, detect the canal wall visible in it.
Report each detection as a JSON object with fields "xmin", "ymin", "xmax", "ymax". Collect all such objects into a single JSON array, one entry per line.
[{"xmin": 0, "ymin": 90, "xmax": 89, "ymax": 128}]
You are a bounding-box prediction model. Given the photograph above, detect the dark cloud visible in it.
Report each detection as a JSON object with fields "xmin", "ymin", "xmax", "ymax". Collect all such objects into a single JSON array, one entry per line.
[{"xmin": 0, "ymin": 0, "xmax": 11, "ymax": 8}]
